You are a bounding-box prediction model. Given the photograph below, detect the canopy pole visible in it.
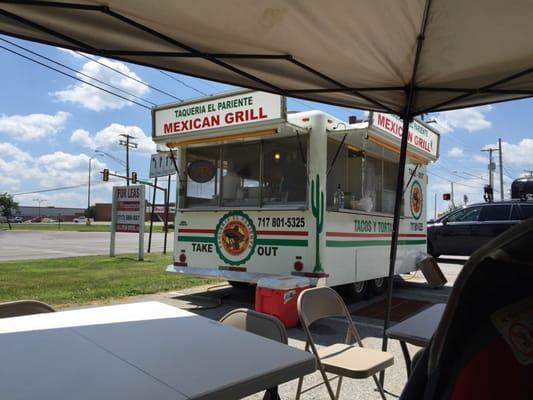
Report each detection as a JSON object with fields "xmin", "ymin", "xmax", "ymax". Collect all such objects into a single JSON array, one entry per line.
[
  {"xmin": 379, "ymin": 0, "xmax": 433, "ymax": 387},
  {"xmin": 378, "ymin": 113, "xmax": 413, "ymax": 390}
]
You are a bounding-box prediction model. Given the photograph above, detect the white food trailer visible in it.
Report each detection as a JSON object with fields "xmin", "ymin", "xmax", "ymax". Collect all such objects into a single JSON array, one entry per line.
[{"xmin": 153, "ymin": 90, "xmax": 440, "ymax": 297}]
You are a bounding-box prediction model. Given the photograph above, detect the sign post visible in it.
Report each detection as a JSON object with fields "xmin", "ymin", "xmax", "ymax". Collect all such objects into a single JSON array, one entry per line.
[{"xmin": 110, "ymin": 185, "xmax": 145, "ymax": 261}]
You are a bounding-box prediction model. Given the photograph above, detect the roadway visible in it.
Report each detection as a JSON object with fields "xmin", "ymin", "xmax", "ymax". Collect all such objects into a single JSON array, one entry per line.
[{"xmin": 0, "ymin": 230, "xmax": 170, "ymax": 261}]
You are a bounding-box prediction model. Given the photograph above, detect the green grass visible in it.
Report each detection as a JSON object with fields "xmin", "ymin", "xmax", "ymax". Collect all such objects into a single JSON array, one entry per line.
[
  {"xmin": 0, "ymin": 253, "xmax": 215, "ymax": 308},
  {"xmin": 0, "ymin": 223, "xmax": 172, "ymax": 233}
]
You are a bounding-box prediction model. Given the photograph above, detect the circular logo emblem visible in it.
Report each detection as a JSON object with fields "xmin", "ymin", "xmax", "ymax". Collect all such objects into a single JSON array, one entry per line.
[
  {"xmin": 215, "ymin": 211, "xmax": 256, "ymax": 265},
  {"xmin": 410, "ymin": 180, "xmax": 423, "ymax": 220},
  {"xmin": 187, "ymin": 160, "xmax": 216, "ymax": 183}
]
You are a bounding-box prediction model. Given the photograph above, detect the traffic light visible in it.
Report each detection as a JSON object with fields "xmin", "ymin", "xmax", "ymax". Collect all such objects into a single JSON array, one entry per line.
[
  {"xmin": 102, "ymin": 169, "xmax": 109, "ymax": 181},
  {"xmin": 131, "ymin": 172, "xmax": 137, "ymax": 184},
  {"xmin": 443, "ymin": 193, "xmax": 451, "ymax": 201}
]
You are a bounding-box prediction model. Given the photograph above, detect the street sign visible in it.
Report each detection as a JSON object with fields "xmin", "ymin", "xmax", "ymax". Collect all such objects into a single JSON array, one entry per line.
[
  {"xmin": 110, "ymin": 185, "xmax": 145, "ymax": 260},
  {"xmin": 149, "ymin": 152, "xmax": 177, "ymax": 178}
]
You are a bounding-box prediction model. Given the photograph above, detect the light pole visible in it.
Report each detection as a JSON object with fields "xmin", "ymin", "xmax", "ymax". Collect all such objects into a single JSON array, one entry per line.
[
  {"xmin": 88, "ymin": 153, "xmax": 103, "ymax": 209},
  {"xmin": 94, "ymin": 149, "xmax": 127, "ymax": 168},
  {"xmin": 33, "ymin": 198, "xmax": 46, "ymax": 218}
]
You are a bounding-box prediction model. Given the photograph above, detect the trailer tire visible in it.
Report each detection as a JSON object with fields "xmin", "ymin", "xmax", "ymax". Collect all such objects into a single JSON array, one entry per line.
[
  {"xmin": 338, "ymin": 281, "xmax": 368, "ymax": 302},
  {"xmin": 370, "ymin": 277, "xmax": 388, "ymax": 296},
  {"xmin": 227, "ymin": 280, "xmax": 250, "ymax": 289}
]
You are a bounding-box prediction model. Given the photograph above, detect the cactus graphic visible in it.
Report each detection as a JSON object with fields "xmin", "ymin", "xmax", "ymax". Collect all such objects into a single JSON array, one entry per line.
[{"xmin": 311, "ymin": 174, "xmax": 324, "ymax": 272}]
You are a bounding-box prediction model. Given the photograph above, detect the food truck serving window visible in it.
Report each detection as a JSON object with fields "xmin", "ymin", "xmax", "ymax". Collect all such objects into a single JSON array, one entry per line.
[
  {"xmin": 184, "ymin": 135, "xmax": 308, "ymax": 208},
  {"xmin": 326, "ymin": 139, "xmax": 400, "ymax": 214}
]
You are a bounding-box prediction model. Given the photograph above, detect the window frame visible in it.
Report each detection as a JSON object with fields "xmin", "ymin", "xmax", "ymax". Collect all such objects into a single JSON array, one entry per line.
[
  {"xmin": 181, "ymin": 134, "xmax": 309, "ymax": 210},
  {"xmin": 325, "ymin": 137, "xmax": 403, "ymax": 215}
]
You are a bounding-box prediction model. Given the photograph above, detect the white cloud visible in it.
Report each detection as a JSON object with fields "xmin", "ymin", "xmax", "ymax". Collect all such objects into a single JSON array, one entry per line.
[
  {"xmin": 0, "ymin": 142, "xmax": 107, "ymax": 196},
  {"xmin": 435, "ymin": 105, "xmax": 492, "ymax": 133},
  {"xmin": 70, "ymin": 128, "xmax": 94, "ymax": 148},
  {"xmin": 0, "ymin": 111, "xmax": 70, "ymax": 141},
  {"xmin": 447, "ymin": 146, "xmax": 464, "ymax": 158},
  {"xmin": 484, "ymin": 139, "xmax": 533, "ymax": 167},
  {"xmin": 56, "ymin": 47, "xmax": 85, "ymax": 59},
  {"xmin": 51, "ymin": 58, "xmax": 149, "ymax": 111},
  {"xmin": 70, "ymin": 123, "xmax": 155, "ymax": 154}
]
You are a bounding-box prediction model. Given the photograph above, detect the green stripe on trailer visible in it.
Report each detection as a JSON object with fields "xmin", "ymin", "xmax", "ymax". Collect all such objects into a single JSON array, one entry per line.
[
  {"xmin": 326, "ymin": 239, "xmax": 427, "ymax": 247},
  {"xmin": 178, "ymin": 236, "xmax": 215, "ymax": 244},
  {"xmin": 178, "ymin": 236, "xmax": 308, "ymax": 247},
  {"xmin": 256, "ymin": 238, "xmax": 308, "ymax": 247}
]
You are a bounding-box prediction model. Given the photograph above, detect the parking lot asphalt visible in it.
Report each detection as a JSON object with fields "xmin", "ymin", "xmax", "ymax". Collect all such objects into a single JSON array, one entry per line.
[{"xmin": 0, "ymin": 230, "xmax": 168, "ymax": 261}]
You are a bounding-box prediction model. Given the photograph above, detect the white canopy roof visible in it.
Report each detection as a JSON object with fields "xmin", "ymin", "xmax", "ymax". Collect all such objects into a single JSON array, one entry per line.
[{"xmin": 1, "ymin": 0, "xmax": 533, "ymax": 115}]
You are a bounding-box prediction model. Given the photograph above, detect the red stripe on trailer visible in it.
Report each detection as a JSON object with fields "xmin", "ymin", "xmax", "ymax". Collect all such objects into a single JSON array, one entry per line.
[
  {"xmin": 326, "ymin": 232, "xmax": 426, "ymax": 238},
  {"xmin": 256, "ymin": 230, "xmax": 308, "ymax": 236},
  {"xmin": 178, "ymin": 228, "xmax": 215, "ymax": 234}
]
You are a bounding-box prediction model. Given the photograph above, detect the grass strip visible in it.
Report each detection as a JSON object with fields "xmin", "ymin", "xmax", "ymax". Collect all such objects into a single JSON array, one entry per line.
[{"xmin": 0, "ymin": 253, "xmax": 215, "ymax": 308}]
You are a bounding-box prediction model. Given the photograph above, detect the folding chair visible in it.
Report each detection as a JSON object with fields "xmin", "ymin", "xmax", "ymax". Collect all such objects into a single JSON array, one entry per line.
[
  {"xmin": 219, "ymin": 308, "xmax": 288, "ymax": 400},
  {"xmin": 296, "ymin": 287, "xmax": 393, "ymax": 400},
  {"xmin": 0, "ymin": 300, "xmax": 55, "ymax": 319}
]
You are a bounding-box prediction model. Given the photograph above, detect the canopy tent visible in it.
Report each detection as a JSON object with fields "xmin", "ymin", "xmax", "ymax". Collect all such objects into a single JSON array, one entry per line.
[{"xmin": 2, "ymin": 0, "xmax": 532, "ymax": 369}]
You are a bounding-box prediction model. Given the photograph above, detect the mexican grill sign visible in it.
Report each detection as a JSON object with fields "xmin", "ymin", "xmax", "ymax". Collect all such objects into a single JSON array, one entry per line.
[
  {"xmin": 153, "ymin": 90, "xmax": 284, "ymax": 141},
  {"xmin": 370, "ymin": 112, "xmax": 440, "ymax": 160}
]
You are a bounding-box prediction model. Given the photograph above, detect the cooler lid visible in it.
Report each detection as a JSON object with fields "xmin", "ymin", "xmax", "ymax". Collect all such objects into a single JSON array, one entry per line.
[{"xmin": 257, "ymin": 276, "xmax": 310, "ymax": 289}]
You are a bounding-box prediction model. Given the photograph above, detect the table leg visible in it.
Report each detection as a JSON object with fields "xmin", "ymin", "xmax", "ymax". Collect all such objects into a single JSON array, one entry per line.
[
  {"xmin": 263, "ymin": 387, "xmax": 281, "ymax": 400},
  {"xmin": 400, "ymin": 341, "xmax": 412, "ymax": 378}
]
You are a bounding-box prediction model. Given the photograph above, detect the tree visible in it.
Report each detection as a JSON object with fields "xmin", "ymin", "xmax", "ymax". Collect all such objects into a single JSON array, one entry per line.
[
  {"xmin": 0, "ymin": 193, "xmax": 19, "ymax": 230},
  {"xmin": 84, "ymin": 206, "xmax": 96, "ymax": 219}
]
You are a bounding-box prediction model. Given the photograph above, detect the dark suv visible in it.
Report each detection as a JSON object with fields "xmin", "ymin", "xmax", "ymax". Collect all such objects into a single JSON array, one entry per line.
[{"xmin": 427, "ymin": 200, "xmax": 533, "ymax": 257}]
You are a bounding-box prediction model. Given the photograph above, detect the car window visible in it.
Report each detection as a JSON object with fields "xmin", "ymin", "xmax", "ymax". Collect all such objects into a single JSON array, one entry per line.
[
  {"xmin": 447, "ymin": 206, "xmax": 482, "ymax": 222},
  {"xmin": 479, "ymin": 204, "xmax": 511, "ymax": 221},
  {"xmin": 519, "ymin": 204, "xmax": 533, "ymax": 219},
  {"xmin": 510, "ymin": 205, "xmax": 521, "ymax": 220}
]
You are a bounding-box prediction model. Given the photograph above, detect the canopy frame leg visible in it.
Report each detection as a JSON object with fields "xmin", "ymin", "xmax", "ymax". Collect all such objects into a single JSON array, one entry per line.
[{"xmin": 379, "ymin": 0, "xmax": 433, "ymax": 387}]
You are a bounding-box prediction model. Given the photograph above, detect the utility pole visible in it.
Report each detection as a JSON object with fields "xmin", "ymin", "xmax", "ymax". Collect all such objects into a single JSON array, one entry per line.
[
  {"xmin": 119, "ymin": 134, "xmax": 138, "ymax": 186},
  {"xmin": 498, "ymin": 138, "xmax": 504, "ymax": 200},
  {"xmin": 451, "ymin": 181, "xmax": 455, "ymax": 208},
  {"xmin": 481, "ymin": 147, "xmax": 498, "ymax": 189},
  {"xmin": 434, "ymin": 192, "xmax": 437, "ymax": 219}
]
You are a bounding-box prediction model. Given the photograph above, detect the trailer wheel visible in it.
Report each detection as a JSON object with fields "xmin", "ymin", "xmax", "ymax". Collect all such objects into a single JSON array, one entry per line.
[
  {"xmin": 370, "ymin": 277, "xmax": 388, "ymax": 296},
  {"xmin": 227, "ymin": 280, "xmax": 250, "ymax": 288},
  {"xmin": 352, "ymin": 281, "xmax": 368, "ymax": 300}
]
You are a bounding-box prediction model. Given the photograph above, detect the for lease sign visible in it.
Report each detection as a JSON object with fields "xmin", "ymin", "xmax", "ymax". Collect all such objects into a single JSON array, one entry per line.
[
  {"xmin": 115, "ymin": 186, "xmax": 143, "ymax": 233},
  {"xmin": 153, "ymin": 90, "xmax": 283, "ymax": 138},
  {"xmin": 371, "ymin": 112, "xmax": 439, "ymax": 159}
]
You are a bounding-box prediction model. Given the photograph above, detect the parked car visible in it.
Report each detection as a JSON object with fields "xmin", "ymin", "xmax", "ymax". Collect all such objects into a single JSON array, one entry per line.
[
  {"xmin": 427, "ymin": 200, "xmax": 533, "ymax": 257},
  {"xmin": 8, "ymin": 216, "xmax": 24, "ymax": 223},
  {"xmin": 73, "ymin": 216, "xmax": 92, "ymax": 223}
]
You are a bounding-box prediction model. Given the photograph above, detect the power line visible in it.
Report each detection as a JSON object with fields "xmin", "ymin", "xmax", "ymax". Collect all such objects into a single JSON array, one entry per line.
[
  {"xmin": 158, "ymin": 70, "xmax": 207, "ymax": 96},
  {"xmin": 427, "ymin": 171, "xmax": 482, "ymax": 189},
  {"xmin": 12, "ymin": 180, "xmax": 117, "ymax": 196},
  {"xmin": 0, "ymin": 44, "xmax": 151, "ymax": 110},
  {"xmin": 76, "ymin": 51, "xmax": 183, "ymax": 101},
  {"xmin": 0, "ymin": 37, "xmax": 156, "ymax": 107}
]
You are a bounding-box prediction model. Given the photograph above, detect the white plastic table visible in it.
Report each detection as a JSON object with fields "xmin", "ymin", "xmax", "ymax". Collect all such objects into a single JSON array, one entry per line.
[
  {"xmin": 0, "ymin": 301, "xmax": 315, "ymax": 400},
  {"xmin": 385, "ymin": 303, "xmax": 446, "ymax": 376}
]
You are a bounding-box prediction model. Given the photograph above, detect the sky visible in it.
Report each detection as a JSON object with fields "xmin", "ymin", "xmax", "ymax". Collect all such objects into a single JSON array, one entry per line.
[{"xmin": 0, "ymin": 35, "xmax": 532, "ymax": 218}]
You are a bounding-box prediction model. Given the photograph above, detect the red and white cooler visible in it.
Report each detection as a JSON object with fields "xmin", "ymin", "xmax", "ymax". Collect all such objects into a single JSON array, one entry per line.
[{"xmin": 255, "ymin": 276, "xmax": 310, "ymax": 328}]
